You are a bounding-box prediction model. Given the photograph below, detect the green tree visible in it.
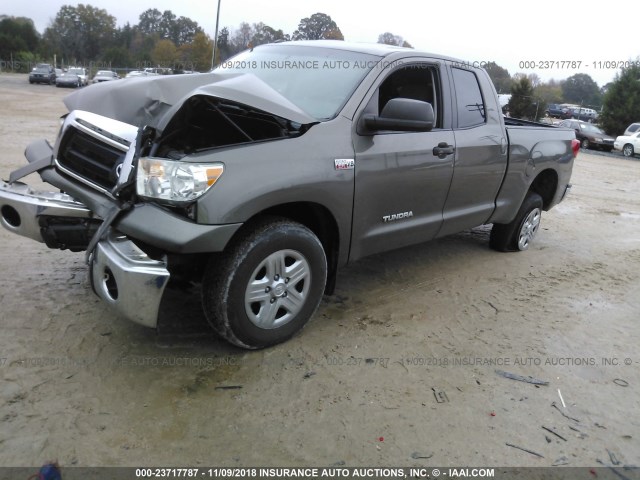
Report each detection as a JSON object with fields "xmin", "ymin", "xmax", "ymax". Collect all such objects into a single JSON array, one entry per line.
[
  {"xmin": 137, "ymin": 9, "xmax": 162, "ymax": 37},
  {"xmin": 0, "ymin": 17, "xmax": 40, "ymax": 58},
  {"xmin": 116, "ymin": 22, "xmax": 134, "ymax": 51},
  {"xmin": 171, "ymin": 16, "xmax": 201, "ymax": 46},
  {"xmin": 561, "ymin": 73, "xmax": 601, "ymax": 108},
  {"xmin": 43, "ymin": 4, "xmax": 117, "ymax": 62},
  {"xmin": 508, "ymin": 75, "xmax": 544, "ymax": 120},
  {"xmin": 159, "ymin": 10, "xmax": 177, "ymax": 40},
  {"xmin": 292, "ymin": 13, "xmax": 343, "ymax": 41},
  {"xmin": 599, "ymin": 62, "xmax": 640, "ymax": 135},
  {"xmin": 484, "ymin": 61, "xmax": 511, "ymax": 94},
  {"xmin": 129, "ymin": 30, "xmax": 156, "ymax": 64},
  {"xmin": 534, "ymin": 79, "xmax": 563, "ymax": 105},
  {"xmin": 216, "ymin": 27, "xmax": 232, "ymax": 61},
  {"xmin": 137, "ymin": 9, "xmax": 201, "ymax": 47},
  {"xmin": 101, "ymin": 46, "xmax": 131, "ymax": 66},
  {"xmin": 250, "ymin": 22, "xmax": 289, "ymax": 47}
]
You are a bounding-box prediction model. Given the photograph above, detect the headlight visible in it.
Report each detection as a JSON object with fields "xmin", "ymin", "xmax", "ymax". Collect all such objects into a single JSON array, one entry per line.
[{"xmin": 136, "ymin": 157, "xmax": 224, "ymax": 204}]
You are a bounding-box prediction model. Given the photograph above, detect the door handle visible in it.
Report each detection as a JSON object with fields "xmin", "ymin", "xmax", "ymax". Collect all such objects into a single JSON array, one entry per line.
[{"xmin": 433, "ymin": 142, "xmax": 455, "ymax": 158}]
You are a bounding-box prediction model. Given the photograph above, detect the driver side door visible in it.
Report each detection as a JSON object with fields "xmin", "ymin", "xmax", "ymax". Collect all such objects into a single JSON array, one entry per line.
[{"xmin": 349, "ymin": 61, "xmax": 456, "ymax": 261}]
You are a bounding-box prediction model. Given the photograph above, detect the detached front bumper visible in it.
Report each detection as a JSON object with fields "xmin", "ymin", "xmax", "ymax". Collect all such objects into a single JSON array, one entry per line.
[
  {"xmin": 90, "ymin": 230, "xmax": 169, "ymax": 328},
  {"xmin": 0, "ymin": 181, "xmax": 169, "ymax": 328},
  {"xmin": 0, "ymin": 180, "xmax": 92, "ymax": 243}
]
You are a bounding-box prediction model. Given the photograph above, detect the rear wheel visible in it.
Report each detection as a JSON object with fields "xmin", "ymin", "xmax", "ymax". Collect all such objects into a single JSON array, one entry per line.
[
  {"xmin": 623, "ymin": 144, "xmax": 634, "ymax": 157},
  {"xmin": 202, "ymin": 218, "xmax": 327, "ymax": 349},
  {"xmin": 580, "ymin": 138, "xmax": 590, "ymax": 149},
  {"xmin": 490, "ymin": 192, "xmax": 543, "ymax": 252}
]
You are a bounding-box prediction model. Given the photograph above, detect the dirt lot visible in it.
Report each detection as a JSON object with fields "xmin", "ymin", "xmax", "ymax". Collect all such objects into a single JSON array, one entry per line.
[{"xmin": 0, "ymin": 73, "xmax": 639, "ymax": 470}]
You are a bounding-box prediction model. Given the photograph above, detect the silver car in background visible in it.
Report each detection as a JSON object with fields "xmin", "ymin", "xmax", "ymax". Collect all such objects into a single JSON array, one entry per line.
[{"xmin": 92, "ymin": 70, "xmax": 119, "ymax": 83}]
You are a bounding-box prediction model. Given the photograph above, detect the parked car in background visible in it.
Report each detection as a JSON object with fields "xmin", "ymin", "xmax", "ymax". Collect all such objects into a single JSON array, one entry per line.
[
  {"xmin": 125, "ymin": 68, "xmax": 170, "ymax": 78},
  {"xmin": 614, "ymin": 132, "xmax": 640, "ymax": 157},
  {"xmin": 558, "ymin": 119, "xmax": 615, "ymax": 151},
  {"xmin": 125, "ymin": 70, "xmax": 146, "ymax": 78},
  {"xmin": 567, "ymin": 106, "xmax": 598, "ymax": 122},
  {"xmin": 92, "ymin": 70, "xmax": 119, "ymax": 83},
  {"xmin": 65, "ymin": 67, "xmax": 88, "ymax": 86},
  {"xmin": 144, "ymin": 67, "xmax": 170, "ymax": 75},
  {"xmin": 29, "ymin": 64, "xmax": 56, "ymax": 85},
  {"xmin": 546, "ymin": 104, "xmax": 570, "ymax": 119},
  {"xmin": 623, "ymin": 122, "xmax": 640, "ymax": 137},
  {"xmin": 56, "ymin": 71, "xmax": 84, "ymax": 88},
  {"xmin": 55, "ymin": 68, "xmax": 63, "ymax": 78}
]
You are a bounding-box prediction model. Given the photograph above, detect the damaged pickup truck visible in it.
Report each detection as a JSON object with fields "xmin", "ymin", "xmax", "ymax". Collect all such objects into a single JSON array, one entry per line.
[{"xmin": 0, "ymin": 41, "xmax": 578, "ymax": 349}]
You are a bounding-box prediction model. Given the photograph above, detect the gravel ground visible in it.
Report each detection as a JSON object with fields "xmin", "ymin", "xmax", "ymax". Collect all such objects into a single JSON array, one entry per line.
[{"xmin": 0, "ymin": 73, "xmax": 639, "ymax": 472}]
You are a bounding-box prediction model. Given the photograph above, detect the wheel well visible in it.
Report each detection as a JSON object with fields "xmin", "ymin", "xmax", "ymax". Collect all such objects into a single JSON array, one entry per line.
[
  {"xmin": 237, "ymin": 202, "xmax": 340, "ymax": 295},
  {"xmin": 529, "ymin": 169, "xmax": 558, "ymax": 210}
]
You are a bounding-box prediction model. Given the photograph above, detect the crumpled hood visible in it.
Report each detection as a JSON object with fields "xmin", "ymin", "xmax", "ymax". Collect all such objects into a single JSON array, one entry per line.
[{"xmin": 63, "ymin": 72, "xmax": 316, "ymax": 128}]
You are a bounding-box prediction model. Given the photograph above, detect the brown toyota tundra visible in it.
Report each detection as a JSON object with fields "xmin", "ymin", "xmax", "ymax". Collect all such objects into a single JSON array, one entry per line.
[{"xmin": 0, "ymin": 41, "xmax": 578, "ymax": 348}]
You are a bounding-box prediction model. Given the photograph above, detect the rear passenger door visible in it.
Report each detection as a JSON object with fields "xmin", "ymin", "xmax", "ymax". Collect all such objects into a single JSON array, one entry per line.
[
  {"xmin": 350, "ymin": 61, "xmax": 456, "ymax": 261},
  {"xmin": 437, "ymin": 66, "xmax": 508, "ymax": 237}
]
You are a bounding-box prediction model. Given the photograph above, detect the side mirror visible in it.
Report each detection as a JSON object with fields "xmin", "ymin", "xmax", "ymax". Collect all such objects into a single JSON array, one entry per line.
[{"xmin": 363, "ymin": 98, "xmax": 434, "ymax": 133}]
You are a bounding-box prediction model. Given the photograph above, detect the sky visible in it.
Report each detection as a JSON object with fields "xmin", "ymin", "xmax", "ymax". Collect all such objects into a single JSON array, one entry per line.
[{"xmin": 3, "ymin": 0, "xmax": 636, "ymax": 87}]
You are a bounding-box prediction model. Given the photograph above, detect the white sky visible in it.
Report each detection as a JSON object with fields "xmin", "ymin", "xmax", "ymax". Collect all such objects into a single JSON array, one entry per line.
[{"xmin": 4, "ymin": 0, "xmax": 636, "ymax": 87}]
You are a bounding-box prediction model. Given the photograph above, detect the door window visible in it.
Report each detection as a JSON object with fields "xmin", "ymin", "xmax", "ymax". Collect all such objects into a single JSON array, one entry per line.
[
  {"xmin": 377, "ymin": 64, "xmax": 442, "ymax": 129},
  {"xmin": 451, "ymin": 68, "xmax": 486, "ymax": 128}
]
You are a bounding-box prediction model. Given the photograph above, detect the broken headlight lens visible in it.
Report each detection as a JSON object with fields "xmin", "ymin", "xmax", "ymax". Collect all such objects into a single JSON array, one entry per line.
[{"xmin": 136, "ymin": 157, "xmax": 224, "ymax": 204}]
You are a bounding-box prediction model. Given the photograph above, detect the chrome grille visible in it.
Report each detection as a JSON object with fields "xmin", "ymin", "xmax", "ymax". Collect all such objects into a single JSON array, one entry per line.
[{"xmin": 57, "ymin": 126, "xmax": 126, "ymax": 191}]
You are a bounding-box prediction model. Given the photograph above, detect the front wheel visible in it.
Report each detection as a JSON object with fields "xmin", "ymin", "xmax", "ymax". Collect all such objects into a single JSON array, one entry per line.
[
  {"xmin": 490, "ymin": 192, "xmax": 543, "ymax": 252},
  {"xmin": 623, "ymin": 144, "xmax": 634, "ymax": 157},
  {"xmin": 202, "ymin": 218, "xmax": 327, "ymax": 349}
]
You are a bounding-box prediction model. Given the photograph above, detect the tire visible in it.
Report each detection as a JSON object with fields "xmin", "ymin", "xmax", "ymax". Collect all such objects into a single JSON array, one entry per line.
[
  {"xmin": 623, "ymin": 144, "xmax": 634, "ymax": 157},
  {"xmin": 580, "ymin": 138, "xmax": 590, "ymax": 149},
  {"xmin": 202, "ymin": 218, "xmax": 327, "ymax": 349},
  {"xmin": 490, "ymin": 192, "xmax": 543, "ymax": 252}
]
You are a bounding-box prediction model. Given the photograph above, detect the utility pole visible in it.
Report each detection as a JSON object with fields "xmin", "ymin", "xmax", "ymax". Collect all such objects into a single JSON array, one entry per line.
[{"xmin": 211, "ymin": 0, "xmax": 222, "ymax": 70}]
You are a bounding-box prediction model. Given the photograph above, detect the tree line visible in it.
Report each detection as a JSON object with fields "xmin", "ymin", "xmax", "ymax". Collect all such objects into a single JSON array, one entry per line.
[{"xmin": 0, "ymin": 7, "xmax": 409, "ymax": 72}]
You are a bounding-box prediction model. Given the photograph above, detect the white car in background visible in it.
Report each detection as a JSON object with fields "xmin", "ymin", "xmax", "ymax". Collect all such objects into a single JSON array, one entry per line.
[
  {"xmin": 66, "ymin": 67, "xmax": 89, "ymax": 86},
  {"xmin": 614, "ymin": 132, "xmax": 640, "ymax": 157},
  {"xmin": 623, "ymin": 122, "xmax": 640, "ymax": 137}
]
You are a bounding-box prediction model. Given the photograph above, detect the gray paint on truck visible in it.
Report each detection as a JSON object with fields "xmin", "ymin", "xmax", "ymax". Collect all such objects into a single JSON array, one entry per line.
[{"xmin": 0, "ymin": 41, "xmax": 576, "ymax": 343}]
